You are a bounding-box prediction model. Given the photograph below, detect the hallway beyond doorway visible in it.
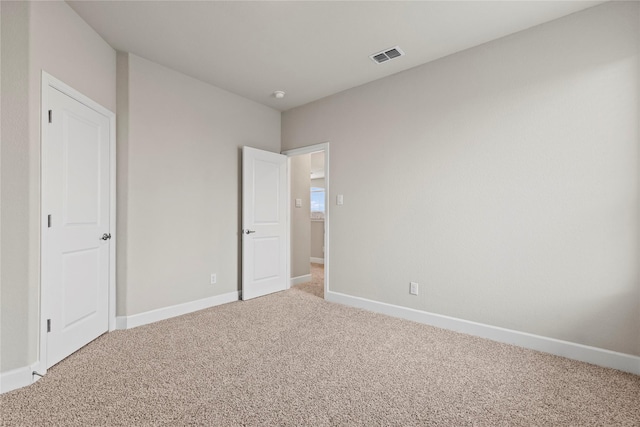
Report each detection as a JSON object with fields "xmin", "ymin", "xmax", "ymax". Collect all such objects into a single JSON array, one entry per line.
[{"xmin": 292, "ymin": 263, "xmax": 324, "ymax": 299}]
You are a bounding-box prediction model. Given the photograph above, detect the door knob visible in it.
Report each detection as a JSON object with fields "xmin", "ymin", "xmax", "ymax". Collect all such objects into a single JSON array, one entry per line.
[
  {"xmin": 244, "ymin": 229, "xmax": 256, "ymax": 235},
  {"xmin": 101, "ymin": 233, "xmax": 112, "ymax": 240}
]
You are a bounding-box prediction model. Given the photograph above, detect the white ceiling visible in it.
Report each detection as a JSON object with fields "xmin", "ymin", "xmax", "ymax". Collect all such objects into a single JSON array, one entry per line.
[{"xmin": 68, "ymin": 1, "xmax": 605, "ymax": 112}]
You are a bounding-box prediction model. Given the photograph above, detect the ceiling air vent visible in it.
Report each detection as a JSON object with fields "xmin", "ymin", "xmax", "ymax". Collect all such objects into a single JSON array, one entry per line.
[{"xmin": 370, "ymin": 46, "xmax": 405, "ymax": 64}]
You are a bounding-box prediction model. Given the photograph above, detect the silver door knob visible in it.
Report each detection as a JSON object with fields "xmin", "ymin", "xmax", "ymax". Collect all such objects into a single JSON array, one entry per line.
[
  {"xmin": 244, "ymin": 229, "xmax": 256, "ymax": 234},
  {"xmin": 101, "ymin": 233, "xmax": 112, "ymax": 240}
]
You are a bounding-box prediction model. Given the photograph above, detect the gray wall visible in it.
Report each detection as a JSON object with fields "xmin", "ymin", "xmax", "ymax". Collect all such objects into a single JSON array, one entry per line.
[
  {"xmin": 116, "ymin": 52, "xmax": 130, "ymax": 315},
  {"xmin": 310, "ymin": 221, "xmax": 324, "ymax": 260},
  {"xmin": 1, "ymin": 0, "xmax": 30, "ymax": 371},
  {"xmin": 311, "ymin": 178, "xmax": 325, "ymax": 189},
  {"xmin": 310, "ymin": 177, "xmax": 325, "ymax": 260},
  {"xmin": 1, "ymin": 1, "xmax": 116, "ymax": 372},
  {"xmin": 290, "ymin": 155, "xmax": 311, "ymax": 278},
  {"xmin": 282, "ymin": 2, "xmax": 640, "ymax": 356},
  {"xmin": 117, "ymin": 53, "xmax": 280, "ymax": 316}
]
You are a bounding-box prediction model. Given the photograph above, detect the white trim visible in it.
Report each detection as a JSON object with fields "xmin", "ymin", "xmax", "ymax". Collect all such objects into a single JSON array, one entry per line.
[
  {"xmin": 283, "ymin": 142, "xmax": 330, "ymax": 300},
  {"xmin": 40, "ymin": 71, "xmax": 117, "ymax": 377},
  {"xmin": 0, "ymin": 362, "xmax": 43, "ymax": 394},
  {"xmin": 108, "ymin": 99, "xmax": 117, "ymax": 332},
  {"xmin": 326, "ymin": 290, "xmax": 640, "ymax": 375},
  {"xmin": 290, "ymin": 274, "xmax": 312, "ymax": 287},
  {"xmin": 116, "ymin": 291, "xmax": 240, "ymax": 330},
  {"xmin": 310, "ymin": 257, "xmax": 325, "ymax": 264}
]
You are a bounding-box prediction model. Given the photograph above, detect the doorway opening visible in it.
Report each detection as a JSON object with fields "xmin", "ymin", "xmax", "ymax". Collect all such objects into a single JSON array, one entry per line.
[{"xmin": 283, "ymin": 143, "xmax": 329, "ymax": 299}]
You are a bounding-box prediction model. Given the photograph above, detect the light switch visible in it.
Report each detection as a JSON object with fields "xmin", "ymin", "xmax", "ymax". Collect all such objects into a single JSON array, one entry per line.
[
  {"xmin": 337, "ymin": 195, "xmax": 344, "ymax": 205},
  {"xmin": 295, "ymin": 198, "xmax": 302, "ymax": 208}
]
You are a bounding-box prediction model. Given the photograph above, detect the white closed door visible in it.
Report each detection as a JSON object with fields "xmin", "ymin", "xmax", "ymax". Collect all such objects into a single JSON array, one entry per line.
[
  {"xmin": 43, "ymin": 86, "xmax": 111, "ymax": 368},
  {"xmin": 242, "ymin": 146, "xmax": 287, "ymax": 300}
]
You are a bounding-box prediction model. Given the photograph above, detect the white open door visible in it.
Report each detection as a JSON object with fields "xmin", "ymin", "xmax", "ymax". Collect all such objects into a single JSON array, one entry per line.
[
  {"xmin": 42, "ymin": 83, "xmax": 112, "ymax": 368},
  {"xmin": 242, "ymin": 146, "xmax": 287, "ymax": 300}
]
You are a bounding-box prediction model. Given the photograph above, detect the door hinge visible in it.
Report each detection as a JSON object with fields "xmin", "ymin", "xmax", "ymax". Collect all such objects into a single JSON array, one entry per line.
[
  {"xmin": 47, "ymin": 214, "xmax": 52, "ymax": 228},
  {"xmin": 48, "ymin": 110, "xmax": 52, "ymax": 123},
  {"xmin": 47, "ymin": 319, "xmax": 51, "ymax": 333}
]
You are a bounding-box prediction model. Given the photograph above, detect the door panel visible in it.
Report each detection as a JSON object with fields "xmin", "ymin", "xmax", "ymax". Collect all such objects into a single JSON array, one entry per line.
[
  {"xmin": 242, "ymin": 147, "xmax": 287, "ymax": 300},
  {"xmin": 253, "ymin": 159, "xmax": 281, "ymax": 223},
  {"xmin": 44, "ymin": 86, "xmax": 110, "ymax": 368},
  {"xmin": 64, "ymin": 112, "xmax": 102, "ymax": 225},
  {"xmin": 62, "ymin": 249, "xmax": 99, "ymax": 327},
  {"xmin": 253, "ymin": 237, "xmax": 280, "ymax": 280}
]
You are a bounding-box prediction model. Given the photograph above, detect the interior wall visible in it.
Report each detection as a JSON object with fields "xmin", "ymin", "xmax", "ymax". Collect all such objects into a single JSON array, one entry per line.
[
  {"xmin": 310, "ymin": 177, "xmax": 325, "ymax": 260},
  {"xmin": 282, "ymin": 1, "xmax": 640, "ymax": 356},
  {"xmin": 119, "ymin": 54, "xmax": 280, "ymax": 316},
  {"xmin": 115, "ymin": 52, "xmax": 128, "ymax": 315},
  {"xmin": 1, "ymin": 0, "xmax": 30, "ymax": 372},
  {"xmin": 0, "ymin": 1, "xmax": 116, "ymax": 373},
  {"xmin": 290, "ymin": 155, "xmax": 311, "ymax": 278},
  {"xmin": 310, "ymin": 221, "xmax": 324, "ymax": 260}
]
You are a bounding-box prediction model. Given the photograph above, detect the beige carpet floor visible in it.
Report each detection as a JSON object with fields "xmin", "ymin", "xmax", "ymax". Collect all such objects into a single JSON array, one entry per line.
[
  {"xmin": 292, "ymin": 263, "xmax": 324, "ymax": 298},
  {"xmin": 1, "ymin": 267, "xmax": 639, "ymax": 426}
]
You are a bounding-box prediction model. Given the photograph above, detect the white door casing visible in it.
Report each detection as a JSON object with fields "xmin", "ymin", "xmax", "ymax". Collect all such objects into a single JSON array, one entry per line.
[
  {"xmin": 242, "ymin": 146, "xmax": 288, "ymax": 300},
  {"xmin": 41, "ymin": 73, "xmax": 115, "ymax": 370}
]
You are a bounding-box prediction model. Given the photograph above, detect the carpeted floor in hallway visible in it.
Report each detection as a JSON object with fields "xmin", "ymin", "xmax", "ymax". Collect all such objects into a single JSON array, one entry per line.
[{"xmin": 292, "ymin": 262, "xmax": 324, "ymax": 298}]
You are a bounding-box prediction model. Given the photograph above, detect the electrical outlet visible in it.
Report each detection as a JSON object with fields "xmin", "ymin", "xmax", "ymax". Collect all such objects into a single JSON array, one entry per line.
[
  {"xmin": 410, "ymin": 282, "xmax": 419, "ymax": 295},
  {"xmin": 210, "ymin": 274, "xmax": 217, "ymax": 285}
]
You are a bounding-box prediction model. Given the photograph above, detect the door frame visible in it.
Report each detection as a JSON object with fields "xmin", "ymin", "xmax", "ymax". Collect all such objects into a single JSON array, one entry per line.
[
  {"xmin": 38, "ymin": 71, "xmax": 116, "ymax": 375},
  {"xmin": 282, "ymin": 142, "xmax": 330, "ymax": 297}
]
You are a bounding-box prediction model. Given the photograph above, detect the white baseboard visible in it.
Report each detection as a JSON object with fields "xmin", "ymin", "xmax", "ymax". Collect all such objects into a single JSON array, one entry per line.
[
  {"xmin": 310, "ymin": 257, "xmax": 324, "ymax": 264},
  {"xmin": 1, "ymin": 362, "xmax": 43, "ymax": 394},
  {"xmin": 116, "ymin": 291, "xmax": 240, "ymax": 330},
  {"xmin": 290, "ymin": 274, "xmax": 312, "ymax": 287},
  {"xmin": 326, "ymin": 290, "xmax": 640, "ymax": 375}
]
